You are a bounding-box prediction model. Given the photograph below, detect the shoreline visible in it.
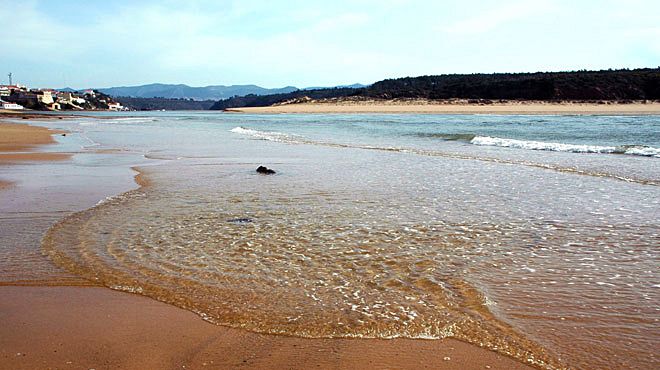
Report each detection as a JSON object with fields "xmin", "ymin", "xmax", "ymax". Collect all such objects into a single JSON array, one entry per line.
[
  {"xmin": 0, "ymin": 121, "xmax": 66, "ymax": 150},
  {"xmin": 0, "ymin": 121, "xmax": 71, "ymax": 175},
  {"xmin": 0, "ymin": 117, "xmax": 537, "ymax": 369},
  {"xmin": 0, "ymin": 286, "xmax": 534, "ymax": 370},
  {"xmin": 0, "ymin": 110, "xmax": 75, "ymax": 119},
  {"xmin": 226, "ymin": 100, "xmax": 660, "ymax": 114}
]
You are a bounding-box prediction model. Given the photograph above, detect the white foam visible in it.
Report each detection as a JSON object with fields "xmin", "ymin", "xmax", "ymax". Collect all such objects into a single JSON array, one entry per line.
[
  {"xmin": 471, "ymin": 136, "xmax": 660, "ymax": 158},
  {"xmin": 95, "ymin": 193, "xmax": 124, "ymax": 206},
  {"xmin": 230, "ymin": 126, "xmax": 299, "ymax": 143},
  {"xmin": 624, "ymin": 146, "xmax": 660, "ymax": 158},
  {"xmin": 110, "ymin": 284, "xmax": 144, "ymax": 293},
  {"xmin": 471, "ymin": 136, "xmax": 616, "ymax": 153}
]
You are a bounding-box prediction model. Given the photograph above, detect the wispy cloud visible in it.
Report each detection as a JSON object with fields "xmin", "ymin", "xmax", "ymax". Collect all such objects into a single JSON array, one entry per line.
[{"xmin": 1, "ymin": 0, "xmax": 658, "ymax": 88}]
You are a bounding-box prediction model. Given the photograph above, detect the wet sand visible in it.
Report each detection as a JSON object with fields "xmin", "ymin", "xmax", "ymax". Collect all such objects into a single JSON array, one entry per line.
[
  {"xmin": 0, "ymin": 110, "xmax": 71, "ymax": 119},
  {"xmin": 0, "ymin": 286, "xmax": 533, "ymax": 370},
  {"xmin": 227, "ymin": 100, "xmax": 660, "ymax": 114},
  {"xmin": 0, "ymin": 118, "xmax": 535, "ymax": 369},
  {"xmin": 0, "ymin": 120, "xmax": 90, "ymax": 285},
  {"xmin": 0, "ymin": 121, "xmax": 71, "ymax": 164},
  {"xmin": 0, "ymin": 152, "xmax": 71, "ymax": 163},
  {"xmin": 0, "ymin": 121, "xmax": 64, "ymax": 149}
]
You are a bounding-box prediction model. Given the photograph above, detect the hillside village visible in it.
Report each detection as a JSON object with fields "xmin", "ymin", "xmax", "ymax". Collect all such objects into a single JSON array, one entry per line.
[{"xmin": 0, "ymin": 82, "xmax": 126, "ymax": 111}]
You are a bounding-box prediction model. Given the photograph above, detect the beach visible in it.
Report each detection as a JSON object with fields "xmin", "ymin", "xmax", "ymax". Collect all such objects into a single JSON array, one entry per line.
[
  {"xmin": 0, "ymin": 286, "xmax": 532, "ymax": 369},
  {"xmin": 3, "ymin": 111, "xmax": 660, "ymax": 370},
  {"xmin": 1, "ymin": 112, "xmax": 658, "ymax": 369},
  {"xmin": 6, "ymin": 1, "xmax": 660, "ymax": 367},
  {"xmin": 0, "ymin": 115, "xmax": 535, "ymax": 369},
  {"xmin": 226, "ymin": 99, "xmax": 660, "ymax": 114}
]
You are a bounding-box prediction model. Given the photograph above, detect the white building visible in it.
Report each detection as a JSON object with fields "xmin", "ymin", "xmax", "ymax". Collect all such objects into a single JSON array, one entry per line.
[
  {"xmin": 37, "ymin": 90, "xmax": 54, "ymax": 104},
  {"xmin": 1, "ymin": 100, "xmax": 24, "ymax": 110},
  {"xmin": 107, "ymin": 102, "xmax": 124, "ymax": 111}
]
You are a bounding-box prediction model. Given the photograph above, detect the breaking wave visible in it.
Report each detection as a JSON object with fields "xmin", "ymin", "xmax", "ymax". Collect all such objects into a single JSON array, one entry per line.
[
  {"xmin": 230, "ymin": 127, "xmax": 658, "ymax": 185},
  {"xmin": 470, "ymin": 136, "xmax": 660, "ymax": 158},
  {"xmin": 232, "ymin": 126, "xmax": 660, "ymax": 159},
  {"xmin": 230, "ymin": 126, "xmax": 300, "ymax": 142}
]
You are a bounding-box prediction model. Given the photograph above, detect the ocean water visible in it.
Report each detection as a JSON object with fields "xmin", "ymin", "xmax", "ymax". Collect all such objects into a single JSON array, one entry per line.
[{"xmin": 36, "ymin": 112, "xmax": 659, "ymax": 369}]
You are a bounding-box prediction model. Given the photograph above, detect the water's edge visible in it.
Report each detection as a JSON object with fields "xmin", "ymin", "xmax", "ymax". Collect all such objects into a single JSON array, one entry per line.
[{"xmin": 41, "ymin": 166, "xmax": 562, "ymax": 369}]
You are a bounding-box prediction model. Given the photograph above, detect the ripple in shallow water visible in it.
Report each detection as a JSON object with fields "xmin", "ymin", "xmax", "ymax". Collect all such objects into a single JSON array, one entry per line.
[{"xmin": 43, "ymin": 158, "xmax": 659, "ymax": 369}]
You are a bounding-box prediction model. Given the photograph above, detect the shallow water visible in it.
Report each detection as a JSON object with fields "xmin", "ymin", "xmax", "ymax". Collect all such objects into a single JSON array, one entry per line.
[
  {"xmin": 0, "ymin": 127, "xmax": 142, "ymax": 285},
  {"xmin": 37, "ymin": 112, "xmax": 659, "ymax": 369}
]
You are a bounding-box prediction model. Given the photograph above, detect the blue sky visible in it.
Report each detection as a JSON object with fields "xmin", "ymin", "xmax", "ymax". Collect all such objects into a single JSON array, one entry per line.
[{"xmin": 2, "ymin": 0, "xmax": 659, "ymax": 89}]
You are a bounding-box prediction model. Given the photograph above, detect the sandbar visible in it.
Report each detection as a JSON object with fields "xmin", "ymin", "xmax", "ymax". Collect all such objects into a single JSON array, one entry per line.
[
  {"xmin": 0, "ymin": 121, "xmax": 70, "ymax": 164},
  {"xmin": 226, "ymin": 99, "xmax": 660, "ymax": 115}
]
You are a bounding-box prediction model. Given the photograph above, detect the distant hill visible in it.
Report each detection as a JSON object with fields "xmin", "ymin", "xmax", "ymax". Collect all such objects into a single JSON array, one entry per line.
[
  {"xmin": 114, "ymin": 97, "xmax": 216, "ymax": 111},
  {"xmin": 95, "ymin": 83, "xmax": 370, "ymax": 101},
  {"xmin": 210, "ymin": 68, "xmax": 660, "ymax": 110},
  {"xmin": 96, "ymin": 83, "xmax": 298, "ymax": 101}
]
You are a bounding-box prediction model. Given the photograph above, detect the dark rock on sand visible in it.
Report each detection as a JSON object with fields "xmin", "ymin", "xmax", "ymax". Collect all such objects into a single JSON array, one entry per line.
[
  {"xmin": 227, "ymin": 218, "xmax": 253, "ymax": 224},
  {"xmin": 256, "ymin": 166, "xmax": 276, "ymax": 175}
]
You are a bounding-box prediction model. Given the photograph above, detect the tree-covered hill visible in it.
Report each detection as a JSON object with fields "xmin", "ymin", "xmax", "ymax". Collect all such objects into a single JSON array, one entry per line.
[
  {"xmin": 210, "ymin": 88, "xmax": 361, "ymax": 110},
  {"xmin": 368, "ymin": 69, "xmax": 659, "ymax": 100},
  {"xmin": 210, "ymin": 68, "xmax": 660, "ymax": 110},
  {"xmin": 114, "ymin": 97, "xmax": 216, "ymax": 110}
]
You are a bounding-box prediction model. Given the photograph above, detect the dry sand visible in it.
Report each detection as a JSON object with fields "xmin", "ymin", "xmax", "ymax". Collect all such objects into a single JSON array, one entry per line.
[
  {"xmin": 0, "ymin": 117, "xmax": 536, "ymax": 370},
  {"xmin": 227, "ymin": 100, "xmax": 660, "ymax": 115}
]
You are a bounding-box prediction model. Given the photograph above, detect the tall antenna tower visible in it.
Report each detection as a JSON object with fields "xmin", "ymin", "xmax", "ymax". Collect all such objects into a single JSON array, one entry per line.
[{"xmin": 8, "ymin": 72, "xmax": 12, "ymax": 85}]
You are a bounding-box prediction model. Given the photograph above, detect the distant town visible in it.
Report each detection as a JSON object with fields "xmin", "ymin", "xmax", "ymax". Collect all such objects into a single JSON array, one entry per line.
[{"xmin": 0, "ymin": 73, "xmax": 126, "ymax": 112}]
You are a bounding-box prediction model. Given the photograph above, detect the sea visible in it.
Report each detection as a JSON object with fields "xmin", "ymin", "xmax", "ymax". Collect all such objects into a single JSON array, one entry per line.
[{"xmin": 14, "ymin": 112, "xmax": 660, "ymax": 368}]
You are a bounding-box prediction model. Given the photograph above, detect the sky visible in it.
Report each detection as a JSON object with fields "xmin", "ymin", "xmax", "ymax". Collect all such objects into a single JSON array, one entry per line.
[{"xmin": 2, "ymin": 0, "xmax": 659, "ymax": 89}]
